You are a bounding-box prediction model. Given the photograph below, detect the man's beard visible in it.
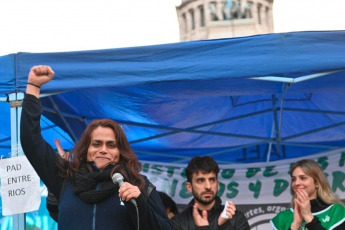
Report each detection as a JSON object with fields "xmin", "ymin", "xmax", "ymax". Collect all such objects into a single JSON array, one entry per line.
[{"xmin": 192, "ymin": 190, "xmax": 216, "ymax": 205}]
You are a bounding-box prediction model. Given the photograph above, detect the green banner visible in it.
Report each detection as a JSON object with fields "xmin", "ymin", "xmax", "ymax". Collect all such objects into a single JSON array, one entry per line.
[{"xmin": 141, "ymin": 149, "xmax": 345, "ymax": 205}]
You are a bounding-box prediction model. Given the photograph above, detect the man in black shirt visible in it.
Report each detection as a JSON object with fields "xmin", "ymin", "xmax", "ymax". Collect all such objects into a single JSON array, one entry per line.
[{"xmin": 171, "ymin": 156, "xmax": 249, "ymax": 230}]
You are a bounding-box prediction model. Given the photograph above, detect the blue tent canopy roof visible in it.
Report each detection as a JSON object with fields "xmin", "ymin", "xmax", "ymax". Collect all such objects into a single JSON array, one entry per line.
[{"xmin": 1, "ymin": 30, "xmax": 345, "ymax": 163}]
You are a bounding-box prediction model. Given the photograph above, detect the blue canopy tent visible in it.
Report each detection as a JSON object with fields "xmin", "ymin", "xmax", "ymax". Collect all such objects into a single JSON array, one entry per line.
[
  {"xmin": 1, "ymin": 30, "xmax": 345, "ymax": 229},
  {"xmin": 1, "ymin": 30, "xmax": 345, "ymax": 164}
]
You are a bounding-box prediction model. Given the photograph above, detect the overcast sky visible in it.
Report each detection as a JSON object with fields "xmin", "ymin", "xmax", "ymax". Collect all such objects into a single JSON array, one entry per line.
[{"xmin": 0, "ymin": 0, "xmax": 344, "ymax": 56}]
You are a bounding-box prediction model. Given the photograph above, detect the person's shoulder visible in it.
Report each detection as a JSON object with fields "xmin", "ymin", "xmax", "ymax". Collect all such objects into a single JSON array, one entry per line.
[
  {"xmin": 139, "ymin": 174, "xmax": 157, "ymax": 197},
  {"xmin": 140, "ymin": 174, "xmax": 155, "ymax": 187},
  {"xmin": 270, "ymin": 208, "xmax": 294, "ymax": 229},
  {"xmin": 171, "ymin": 199, "xmax": 194, "ymax": 222},
  {"xmin": 172, "ymin": 207, "xmax": 191, "ymax": 219},
  {"xmin": 171, "ymin": 209, "xmax": 191, "ymax": 228},
  {"xmin": 140, "ymin": 174, "xmax": 148, "ymax": 180},
  {"xmin": 332, "ymin": 203, "xmax": 345, "ymax": 208},
  {"xmin": 330, "ymin": 203, "xmax": 345, "ymax": 212}
]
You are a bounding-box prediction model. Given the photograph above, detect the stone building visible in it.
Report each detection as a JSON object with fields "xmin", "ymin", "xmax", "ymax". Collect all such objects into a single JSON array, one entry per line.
[{"xmin": 176, "ymin": 0, "xmax": 274, "ymax": 41}]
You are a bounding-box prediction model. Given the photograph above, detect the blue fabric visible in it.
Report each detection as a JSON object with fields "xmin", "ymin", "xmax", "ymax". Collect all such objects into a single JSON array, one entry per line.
[
  {"xmin": 0, "ymin": 54, "xmax": 15, "ymax": 93},
  {"xmin": 1, "ymin": 30, "xmax": 345, "ymax": 163}
]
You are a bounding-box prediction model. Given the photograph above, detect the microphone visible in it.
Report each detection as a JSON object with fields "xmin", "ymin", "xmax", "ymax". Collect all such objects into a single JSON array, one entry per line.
[{"xmin": 112, "ymin": 173, "xmax": 137, "ymax": 206}]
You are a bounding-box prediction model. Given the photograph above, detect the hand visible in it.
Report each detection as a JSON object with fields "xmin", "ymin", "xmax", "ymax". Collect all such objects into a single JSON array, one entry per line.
[
  {"xmin": 295, "ymin": 189, "xmax": 313, "ymax": 223},
  {"xmin": 291, "ymin": 199, "xmax": 302, "ymax": 230},
  {"xmin": 28, "ymin": 65, "xmax": 54, "ymax": 87},
  {"xmin": 192, "ymin": 203, "xmax": 209, "ymax": 227},
  {"xmin": 54, "ymin": 139, "xmax": 70, "ymax": 160},
  {"xmin": 218, "ymin": 201, "xmax": 236, "ymax": 226},
  {"xmin": 26, "ymin": 65, "xmax": 54, "ymax": 97},
  {"xmin": 118, "ymin": 182, "xmax": 141, "ymax": 202}
]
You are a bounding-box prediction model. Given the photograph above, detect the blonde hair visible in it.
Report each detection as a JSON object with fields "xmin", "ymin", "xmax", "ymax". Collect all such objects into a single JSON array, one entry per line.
[{"xmin": 289, "ymin": 159, "xmax": 344, "ymax": 208}]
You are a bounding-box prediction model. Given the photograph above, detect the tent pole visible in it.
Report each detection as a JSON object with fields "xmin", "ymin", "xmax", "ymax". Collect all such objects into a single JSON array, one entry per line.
[
  {"xmin": 48, "ymin": 96, "xmax": 78, "ymax": 142},
  {"xmin": 266, "ymin": 83, "xmax": 290, "ymax": 162},
  {"xmin": 266, "ymin": 94, "xmax": 279, "ymax": 162},
  {"xmin": 9, "ymin": 92, "xmax": 25, "ymax": 230}
]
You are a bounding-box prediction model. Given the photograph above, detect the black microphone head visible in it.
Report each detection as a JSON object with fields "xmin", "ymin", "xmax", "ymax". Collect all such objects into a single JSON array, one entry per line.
[{"xmin": 112, "ymin": 172, "xmax": 124, "ymax": 186}]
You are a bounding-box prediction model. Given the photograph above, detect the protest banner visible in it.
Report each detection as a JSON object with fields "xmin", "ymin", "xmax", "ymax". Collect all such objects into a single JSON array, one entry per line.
[
  {"xmin": 141, "ymin": 148, "xmax": 345, "ymax": 229},
  {"xmin": 0, "ymin": 156, "xmax": 41, "ymax": 216}
]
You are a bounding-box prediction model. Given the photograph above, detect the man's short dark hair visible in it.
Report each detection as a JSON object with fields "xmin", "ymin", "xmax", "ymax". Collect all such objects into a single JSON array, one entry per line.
[{"xmin": 185, "ymin": 156, "xmax": 219, "ymax": 183}]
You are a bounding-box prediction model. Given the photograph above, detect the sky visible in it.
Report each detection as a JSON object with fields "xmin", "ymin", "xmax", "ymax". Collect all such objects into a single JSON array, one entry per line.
[{"xmin": 0, "ymin": 0, "xmax": 344, "ymax": 56}]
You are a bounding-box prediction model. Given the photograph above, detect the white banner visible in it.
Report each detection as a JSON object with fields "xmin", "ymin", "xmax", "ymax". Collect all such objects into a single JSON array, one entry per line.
[
  {"xmin": 141, "ymin": 148, "xmax": 345, "ymax": 205},
  {"xmin": 0, "ymin": 156, "xmax": 41, "ymax": 216}
]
